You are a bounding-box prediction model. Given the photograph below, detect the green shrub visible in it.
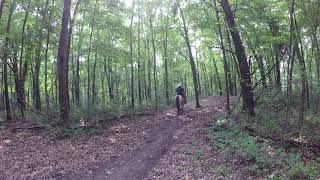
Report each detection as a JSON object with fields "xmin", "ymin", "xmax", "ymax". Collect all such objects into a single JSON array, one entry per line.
[{"xmin": 288, "ymin": 161, "xmax": 318, "ymax": 179}]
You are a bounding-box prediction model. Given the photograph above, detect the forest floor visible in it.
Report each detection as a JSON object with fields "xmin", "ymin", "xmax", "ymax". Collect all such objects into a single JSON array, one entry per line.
[
  {"xmin": 0, "ymin": 96, "xmax": 241, "ymax": 179},
  {"xmin": 1, "ymin": 96, "xmax": 319, "ymax": 179}
]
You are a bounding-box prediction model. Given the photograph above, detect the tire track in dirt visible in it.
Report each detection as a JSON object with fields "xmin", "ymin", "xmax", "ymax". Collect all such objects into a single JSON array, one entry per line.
[{"xmin": 62, "ymin": 97, "xmax": 225, "ymax": 180}]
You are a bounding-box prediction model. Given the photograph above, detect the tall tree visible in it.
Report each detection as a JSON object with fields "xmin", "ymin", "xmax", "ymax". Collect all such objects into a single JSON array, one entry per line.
[
  {"xmin": 33, "ymin": 0, "xmax": 50, "ymax": 110},
  {"xmin": 57, "ymin": 0, "xmax": 71, "ymax": 122},
  {"xmin": 74, "ymin": 12, "xmax": 86, "ymax": 106},
  {"xmin": 0, "ymin": 0, "xmax": 5, "ymax": 20},
  {"xmin": 220, "ymin": 0, "xmax": 255, "ymax": 115},
  {"xmin": 178, "ymin": 2, "xmax": 200, "ymax": 108},
  {"xmin": 3, "ymin": 0, "xmax": 16, "ymax": 121},
  {"xmin": 213, "ymin": 0, "xmax": 230, "ymax": 113},
  {"xmin": 129, "ymin": 0, "xmax": 136, "ymax": 109}
]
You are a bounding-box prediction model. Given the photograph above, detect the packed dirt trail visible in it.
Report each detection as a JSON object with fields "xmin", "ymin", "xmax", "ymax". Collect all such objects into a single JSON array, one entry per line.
[
  {"xmin": 64, "ymin": 96, "xmax": 228, "ymax": 180},
  {"xmin": 0, "ymin": 96, "xmax": 234, "ymax": 179}
]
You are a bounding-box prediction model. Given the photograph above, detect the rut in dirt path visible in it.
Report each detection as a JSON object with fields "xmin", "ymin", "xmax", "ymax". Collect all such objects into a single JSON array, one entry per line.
[
  {"xmin": 64, "ymin": 104, "xmax": 195, "ymax": 180},
  {"xmin": 60, "ymin": 97, "xmax": 225, "ymax": 180}
]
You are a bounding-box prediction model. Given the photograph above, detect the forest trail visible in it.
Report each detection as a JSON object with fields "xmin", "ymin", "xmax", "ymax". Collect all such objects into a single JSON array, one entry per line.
[
  {"xmin": 0, "ymin": 96, "xmax": 230, "ymax": 179},
  {"xmin": 64, "ymin": 96, "xmax": 228, "ymax": 180}
]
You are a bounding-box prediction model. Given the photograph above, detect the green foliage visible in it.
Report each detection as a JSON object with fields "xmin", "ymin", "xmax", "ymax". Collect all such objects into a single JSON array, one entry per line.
[
  {"xmin": 288, "ymin": 161, "xmax": 318, "ymax": 179},
  {"xmin": 205, "ymin": 116, "xmax": 320, "ymax": 178}
]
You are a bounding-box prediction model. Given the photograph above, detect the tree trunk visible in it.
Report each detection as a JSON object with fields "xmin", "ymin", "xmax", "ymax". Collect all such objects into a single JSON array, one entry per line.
[
  {"xmin": 314, "ymin": 25, "xmax": 320, "ymax": 112},
  {"xmin": 0, "ymin": 0, "xmax": 5, "ymax": 20},
  {"xmin": 66, "ymin": 0, "xmax": 82, "ymax": 107},
  {"xmin": 212, "ymin": 57, "xmax": 223, "ymax": 95},
  {"xmin": 137, "ymin": 14, "xmax": 142, "ymax": 107},
  {"xmin": 3, "ymin": 0, "xmax": 15, "ymax": 121},
  {"xmin": 149, "ymin": 14, "xmax": 158, "ymax": 109},
  {"xmin": 107, "ymin": 58, "xmax": 114, "ymax": 100},
  {"xmin": 92, "ymin": 52, "xmax": 97, "ymax": 104},
  {"xmin": 269, "ymin": 19, "xmax": 282, "ymax": 90},
  {"xmin": 129, "ymin": 0, "xmax": 135, "ymax": 109},
  {"xmin": 33, "ymin": 0, "xmax": 49, "ymax": 111},
  {"xmin": 45, "ymin": 0, "xmax": 54, "ymax": 112},
  {"xmin": 13, "ymin": 1, "xmax": 30, "ymax": 117},
  {"xmin": 220, "ymin": 0, "xmax": 254, "ymax": 115},
  {"xmin": 163, "ymin": 16, "xmax": 170, "ymax": 105},
  {"xmin": 75, "ymin": 12, "xmax": 86, "ymax": 106},
  {"xmin": 213, "ymin": 0, "xmax": 230, "ymax": 112},
  {"xmin": 293, "ymin": 8, "xmax": 307, "ymax": 124},
  {"xmin": 286, "ymin": 0, "xmax": 296, "ymax": 118},
  {"xmin": 179, "ymin": 5, "xmax": 200, "ymax": 108},
  {"xmin": 252, "ymin": 50, "xmax": 267, "ymax": 87},
  {"xmin": 87, "ymin": 0, "xmax": 98, "ymax": 108},
  {"xmin": 57, "ymin": 0, "xmax": 71, "ymax": 122}
]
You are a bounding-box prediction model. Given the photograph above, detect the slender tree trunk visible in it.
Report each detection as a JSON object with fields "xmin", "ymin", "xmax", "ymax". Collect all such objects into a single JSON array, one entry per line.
[
  {"xmin": 87, "ymin": 0, "xmax": 98, "ymax": 107},
  {"xmin": 213, "ymin": 0, "xmax": 230, "ymax": 112},
  {"xmin": 149, "ymin": 14, "xmax": 158, "ymax": 109},
  {"xmin": 75, "ymin": 12, "xmax": 86, "ymax": 106},
  {"xmin": 66, "ymin": 0, "xmax": 81, "ymax": 107},
  {"xmin": 92, "ymin": 52, "xmax": 97, "ymax": 104},
  {"xmin": 129, "ymin": 0, "xmax": 135, "ymax": 109},
  {"xmin": 147, "ymin": 38, "xmax": 152, "ymax": 100},
  {"xmin": 33, "ymin": 0, "xmax": 49, "ymax": 111},
  {"xmin": 163, "ymin": 17, "xmax": 170, "ymax": 105},
  {"xmin": 137, "ymin": 14, "xmax": 142, "ymax": 107},
  {"xmin": 293, "ymin": 13, "xmax": 307, "ymax": 124},
  {"xmin": 269, "ymin": 19, "xmax": 282, "ymax": 90},
  {"xmin": 3, "ymin": 0, "xmax": 15, "ymax": 121},
  {"xmin": 101, "ymin": 59, "xmax": 106, "ymax": 105},
  {"xmin": 13, "ymin": 1, "xmax": 30, "ymax": 117},
  {"xmin": 314, "ymin": 26, "xmax": 320, "ymax": 112},
  {"xmin": 221, "ymin": 0, "xmax": 254, "ymax": 115},
  {"xmin": 252, "ymin": 50, "xmax": 267, "ymax": 87},
  {"xmin": 106, "ymin": 58, "xmax": 114, "ymax": 100},
  {"xmin": 45, "ymin": 0, "xmax": 54, "ymax": 112},
  {"xmin": 212, "ymin": 57, "xmax": 223, "ymax": 95},
  {"xmin": 179, "ymin": 5, "xmax": 200, "ymax": 108},
  {"xmin": 286, "ymin": 0, "xmax": 296, "ymax": 118},
  {"xmin": 0, "ymin": 0, "xmax": 5, "ymax": 20},
  {"xmin": 57, "ymin": 0, "xmax": 71, "ymax": 122}
]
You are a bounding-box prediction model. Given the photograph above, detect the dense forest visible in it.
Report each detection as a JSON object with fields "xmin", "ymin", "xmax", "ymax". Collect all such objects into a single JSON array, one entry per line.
[
  {"xmin": 0, "ymin": 0, "xmax": 319, "ymax": 121},
  {"xmin": 0, "ymin": 0, "xmax": 320, "ymax": 178}
]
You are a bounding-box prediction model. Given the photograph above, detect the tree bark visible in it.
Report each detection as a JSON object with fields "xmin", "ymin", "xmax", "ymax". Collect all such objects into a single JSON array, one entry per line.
[
  {"xmin": 269, "ymin": 19, "xmax": 282, "ymax": 90},
  {"xmin": 67, "ymin": 0, "xmax": 82, "ymax": 107},
  {"xmin": 87, "ymin": 0, "xmax": 98, "ymax": 108},
  {"xmin": 129, "ymin": 0, "xmax": 135, "ymax": 109},
  {"xmin": 163, "ymin": 14, "xmax": 170, "ymax": 105},
  {"xmin": 92, "ymin": 52, "xmax": 97, "ymax": 104},
  {"xmin": 3, "ymin": 0, "xmax": 15, "ymax": 121},
  {"xmin": 179, "ymin": 4, "xmax": 200, "ymax": 108},
  {"xmin": 137, "ymin": 12, "xmax": 142, "ymax": 107},
  {"xmin": 13, "ymin": 1, "xmax": 31, "ymax": 117},
  {"xmin": 33, "ymin": 0, "xmax": 49, "ymax": 111},
  {"xmin": 75, "ymin": 12, "xmax": 86, "ymax": 106},
  {"xmin": 57, "ymin": 0, "xmax": 71, "ymax": 122},
  {"xmin": 213, "ymin": 0, "xmax": 230, "ymax": 112},
  {"xmin": 220, "ymin": 0, "xmax": 254, "ymax": 115},
  {"xmin": 107, "ymin": 58, "xmax": 114, "ymax": 100},
  {"xmin": 149, "ymin": 12, "xmax": 158, "ymax": 109},
  {"xmin": 0, "ymin": 0, "xmax": 5, "ymax": 20}
]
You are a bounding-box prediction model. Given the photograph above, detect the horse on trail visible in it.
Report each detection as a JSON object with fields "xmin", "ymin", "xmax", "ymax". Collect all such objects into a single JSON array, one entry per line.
[{"xmin": 175, "ymin": 95, "xmax": 184, "ymax": 115}]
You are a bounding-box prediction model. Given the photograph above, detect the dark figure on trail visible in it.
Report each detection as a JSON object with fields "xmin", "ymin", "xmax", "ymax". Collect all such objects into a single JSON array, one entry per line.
[
  {"xmin": 176, "ymin": 84, "xmax": 186, "ymax": 115},
  {"xmin": 176, "ymin": 84, "xmax": 186, "ymax": 103}
]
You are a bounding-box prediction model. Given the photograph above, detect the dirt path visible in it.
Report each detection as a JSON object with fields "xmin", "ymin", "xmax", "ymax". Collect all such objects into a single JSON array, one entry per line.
[
  {"xmin": 0, "ymin": 96, "xmax": 232, "ymax": 179},
  {"xmin": 64, "ymin": 97, "xmax": 228, "ymax": 180}
]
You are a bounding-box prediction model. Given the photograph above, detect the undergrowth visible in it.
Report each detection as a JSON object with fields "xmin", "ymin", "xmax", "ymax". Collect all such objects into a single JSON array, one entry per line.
[{"xmin": 204, "ymin": 115, "xmax": 320, "ymax": 179}]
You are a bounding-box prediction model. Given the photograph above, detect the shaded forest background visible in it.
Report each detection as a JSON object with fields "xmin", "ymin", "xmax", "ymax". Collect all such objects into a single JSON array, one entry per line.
[{"xmin": 0, "ymin": 0, "xmax": 319, "ymax": 137}]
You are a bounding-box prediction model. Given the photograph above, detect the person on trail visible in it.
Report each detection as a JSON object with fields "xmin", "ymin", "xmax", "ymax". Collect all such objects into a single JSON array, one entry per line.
[{"xmin": 176, "ymin": 84, "xmax": 187, "ymax": 104}]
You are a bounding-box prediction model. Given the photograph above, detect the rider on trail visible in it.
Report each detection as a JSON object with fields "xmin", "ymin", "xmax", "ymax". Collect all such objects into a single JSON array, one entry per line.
[{"xmin": 176, "ymin": 84, "xmax": 187, "ymax": 104}]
